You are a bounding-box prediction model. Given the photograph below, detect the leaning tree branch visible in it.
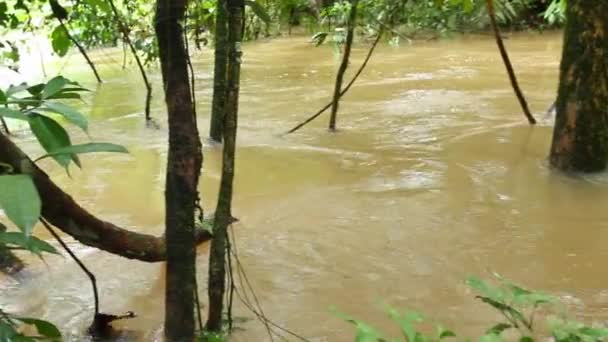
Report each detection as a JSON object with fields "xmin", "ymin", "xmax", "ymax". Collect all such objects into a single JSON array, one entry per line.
[
  {"xmin": 486, "ymin": 0, "xmax": 536, "ymax": 125},
  {"xmin": 0, "ymin": 132, "xmax": 211, "ymax": 262},
  {"xmin": 286, "ymin": 26, "xmax": 384, "ymax": 134},
  {"xmin": 58, "ymin": 19, "xmax": 103, "ymax": 83}
]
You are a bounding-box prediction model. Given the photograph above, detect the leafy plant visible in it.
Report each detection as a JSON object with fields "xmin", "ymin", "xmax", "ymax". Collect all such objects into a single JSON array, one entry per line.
[{"xmin": 337, "ymin": 275, "xmax": 607, "ymax": 342}]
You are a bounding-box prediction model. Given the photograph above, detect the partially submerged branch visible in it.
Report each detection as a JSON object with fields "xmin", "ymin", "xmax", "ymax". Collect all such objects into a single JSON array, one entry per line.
[
  {"xmin": 286, "ymin": 27, "xmax": 384, "ymax": 134},
  {"xmin": 0, "ymin": 132, "xmax": 211, "ymax": 262},
  {"xmin": 486, "ymin": 0, "xmax": 536, "ymax": 125}
]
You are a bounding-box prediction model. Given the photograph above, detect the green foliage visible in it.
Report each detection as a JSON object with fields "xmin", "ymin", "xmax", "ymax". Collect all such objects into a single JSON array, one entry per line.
[
  {"xmin": 338, "ymin": 275, "xmax": 607, "ymax": 342},
  {"xmin": 0, "ymin": 175, "xmax": 40, "ymax": 236},
  {"xmin": 50, "ymin": 25, "xmax": 71, "ymax": 57},
  {"xmin": 0, "ymin": 311, "xmax": 62, "ymax": 341}
]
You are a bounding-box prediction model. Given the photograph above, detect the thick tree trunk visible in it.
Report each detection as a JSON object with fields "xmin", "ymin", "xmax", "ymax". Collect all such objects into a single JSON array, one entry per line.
[
  {"xmin": 206, "ymin": 0, "xmax": 243, "ymax": 332},
  {"xmin": 210, "ymin": 0, "xmax": 229, "ymax": 143},
  {"xmin": 155, "ymin": 0, "xmax": 203, "ymax": 340},
  {"xmin": 0, "ymin": 132, "xmax": 211, "ymax": 262},
  {"xmin": 549, "ymin": 0, "xmax": 608, "ymax": 172},
  {"xmin": 328, "ymin": 0, "xmax": 358, "ymax": 131}
]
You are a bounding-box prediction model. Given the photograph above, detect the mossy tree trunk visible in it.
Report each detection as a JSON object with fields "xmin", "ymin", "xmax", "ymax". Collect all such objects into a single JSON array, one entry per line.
[
  {"xmin": 210, "ymin": 0, "xmax": 229, "ymax": 143},
  {"xmin": 549, "ymin": 0, "xmax": 608, "ymax": 172},
  {"xmin": 206, "ymin": 0, "xmax": 243, "ymax": 332},
  {"xmin": 155, "ymin": 0, "xmax": 203, "ymax": 340},
  {"xmin": 329, "ymin": 0, "xmax": 358, "ymax": 131}
]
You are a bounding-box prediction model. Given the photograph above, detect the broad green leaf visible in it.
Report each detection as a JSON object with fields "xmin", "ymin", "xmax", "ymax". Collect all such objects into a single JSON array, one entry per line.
[
  {"xmin": 50, "ymin": 25, "xmax": 71, "ymax": 57},
  {"xmin": 36, "ymin": 143, "xmax": 128, "ymax": 161},
  {"xmin": 16, "ymin": 317, "xmax": 61, "ymax": 338},
  {"xmin": 245, "ymin": 0, "xmax": 271, "ymax": 24},
  {"xmin": 0, "ymin": 232, "xmax": 59, "ymax": 255},
  {"xmin": 0, "ymin": 107, "xmax": 29, "ymax": 121},
  {"xmin": 0, "ymin": 175, "xmax": 41, "ymax": 235},
  {"xmin": 28, "ymin": 114, "xmax": 73, "ymax": 169},
  {"xmin": 42, "ymin": 76, "xmax": 69, "ymax": 99},
  {"xmin": 437, "ymin": 326, "xmax": 456, "ymax": 339},
  {"xmin": 466, "ymin": 276, "xmax": 505, "ymax": 302},
  {"xmin": 0, "ymin": 321, "xmax": 19, "ymax": 341},
  {"xmin": 40, "ymin": 102, "xmax": 88, "ymax": 131},
  {"xmin": 0, "ymin": 89, "xmax": 6, "ymax": 104}
]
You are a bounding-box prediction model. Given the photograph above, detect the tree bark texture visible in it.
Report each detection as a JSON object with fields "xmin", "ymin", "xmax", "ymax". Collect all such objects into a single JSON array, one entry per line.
[
  {"xmin": 206, "ymin": 0, "xmax": 243, "ymax": 332},
  {"xmin": 155, "ymin": 0, "xmax": 203, "ymax": 339},
  {"xmin": 0, "ymin": 132, "xmax": 211, "ymax": 262},
  {"xmin": 549, "ymin": 0, "xmax": 608, "ymax": 172},
  {"xmin": 329, "ymin": 0, "xmax": 358, "ymax": 131},
  {"xmin": 210, "ymin": 0, "xmax": 229, "ymax": 143}
]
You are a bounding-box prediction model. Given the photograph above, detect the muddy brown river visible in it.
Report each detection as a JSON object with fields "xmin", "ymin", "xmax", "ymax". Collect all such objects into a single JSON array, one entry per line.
[{"xmin": 3, "ymin": 31, "xmax": 608, "ymax": 341}]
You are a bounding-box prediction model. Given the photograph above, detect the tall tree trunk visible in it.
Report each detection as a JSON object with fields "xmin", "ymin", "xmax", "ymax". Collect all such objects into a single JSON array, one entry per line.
[
  {"xmin": 210, "ymin": 0, "xmax": 229, "ymax": 143},
  {"xmin": 329, "ymin": 0, "xmax": 358, "ymax": 131},
  {"xmin": 549, "ymin": 0, "xmax": 608, "ymax": 172},
  {"xmin": 206, "ymin": 0, "xmax": 243, "ymax": 332},
  {"xmin": 155, "ymin": 0, "xmax": 203, "ymax": 340}
]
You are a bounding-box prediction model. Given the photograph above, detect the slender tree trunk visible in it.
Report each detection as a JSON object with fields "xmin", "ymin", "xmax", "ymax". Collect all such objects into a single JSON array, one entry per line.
[
  {"xmin": 155, "ymin": 0, "xmax": 203, "ymax": 340},
  {"xmin": 210, "ymin": 0, "xmax": 229, "ymax": 142},
  {"xmin": 206, "ymin": 0, "xmax": 243, "ymax": 332},
  {"xmin": 329, "ymin": 0, "xmax": 358, "ymax": 131},
  {"xmin": 549, "ymin": 0, "xmax": 608, "ymax": 172}
]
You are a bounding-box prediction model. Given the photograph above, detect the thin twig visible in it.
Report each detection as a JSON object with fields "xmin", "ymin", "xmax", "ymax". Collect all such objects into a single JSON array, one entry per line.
[{"xmin": 59, "ymin": 19, "xmax": 102, "ymax": 83}]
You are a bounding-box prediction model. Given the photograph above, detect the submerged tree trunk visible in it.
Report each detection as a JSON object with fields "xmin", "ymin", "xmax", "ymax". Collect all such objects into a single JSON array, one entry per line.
[
  {"xmin": 549, "ymin": 0, "xmax": 608, "ymax": 172},
  {"xmin": 329, "ymin": 0, "xmax": 358, "ymax": 131},
  {"xmin": 155, "ymin": 0, "xmax": 203, "ymax": 339},
  {"xmin": 210, "ymin": 0, "xmax": 229, "ymax": 143},
  {"xmin": 206, "ymin": 0, "xmax": 243, "ymax": 332}
]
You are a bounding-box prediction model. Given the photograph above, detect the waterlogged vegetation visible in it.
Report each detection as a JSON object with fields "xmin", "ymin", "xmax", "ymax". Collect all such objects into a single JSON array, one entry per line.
[{"xmin": 2, "ymin": 0, "xmax": 608, "ymax": 341}]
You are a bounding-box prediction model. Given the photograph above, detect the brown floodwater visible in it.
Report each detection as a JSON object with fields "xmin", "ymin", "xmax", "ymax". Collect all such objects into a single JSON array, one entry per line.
[{"xmin": 3, "ymin": 31, "xmax": 608, "ymax": 341}]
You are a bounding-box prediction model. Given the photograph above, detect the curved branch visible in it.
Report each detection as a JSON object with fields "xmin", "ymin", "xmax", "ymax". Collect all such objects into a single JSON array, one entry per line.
[
  {"xmin": 286, "ymin": 27, "xmax": 384, "ymax": 134},
  {"xmin": 0, "ymin": 132, "xmax": 211, "ymax": 262},
  {"xmin": 486, "ymin": 0, "xmax": 536, "ymax": 125}
]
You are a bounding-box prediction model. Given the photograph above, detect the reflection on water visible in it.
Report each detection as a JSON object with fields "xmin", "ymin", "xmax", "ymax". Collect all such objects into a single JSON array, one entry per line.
[{"xmin": 4, "ymin": 31, "xmax": 608, "ymax": 341}]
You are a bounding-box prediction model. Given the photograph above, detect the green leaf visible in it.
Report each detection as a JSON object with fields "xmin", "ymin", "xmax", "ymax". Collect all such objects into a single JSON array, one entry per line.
[
  {"xmin": 311, "ymin": 32, "xmax": 329, "ymax": 46},
  {"xmin": 486, "ymin": 323, "xmax": 512, "ymax": 335},
  {"xmin": 519, "ymin": 337, "xmax": 534, "ymax": 342},
  {"xmin": 50, "ymin": 25, "xmax": 71, "ymax": 57},
  {"xmin": 36, "ymin": 143, "xmax": 128, "ymax": 162},
  {"xmin": 479, "ymin": 333, "xmax": 503, "ymax": 342},
  {"xmin": 40, "ymin": 102, "xmax": 88, "ymax": 131},
  {"xmin": 28, "ymin": 114, "xmax": 73, "ymax": 169},
  {"xmin": 0, "ymin": 232, "xmax": 59, "ymax": 255},
  {"xmin": 16, "ymin": 317, "xmax": 61, "ymax": 338},
  {"xmin": 0, "ymin": 107, "xmax": 29, "ymax": 121},
  {"xmin": 245, "ymin": 0, "xmax": 271, "ymax": 24},
  {"xmin": 466, "ymin": 276, "xmax": 506, "ymax": 302},
  {"xmin": 0, "ymin": 89, "xmax": 6, "ymax": 104},
  {"xmin": 42, "ymin": 76, "xmax": 69, "ymax": 99},
  {"xmin": 5, "ymin": 83, "xmax": 29, "ymax": 97},
  {"xmin": 437, "ymin": 326, "xmax": 456, "ymax": 339},
  {"xmin": 26, "ymin": 84, "xmax": 45, "ymax": 96},
  {"xmin": 0, "ymin": 175, "xmax": 41, "ymax": 236}
]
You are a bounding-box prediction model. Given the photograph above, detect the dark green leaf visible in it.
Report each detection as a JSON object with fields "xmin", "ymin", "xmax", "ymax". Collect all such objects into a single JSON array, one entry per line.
[
  {"xmin": 0, "ymin": 232, "xmax": 59, "ymax": 255},
  {"xmin": 0, "ymin": 175, "xmax": 41, "ymax": 236},
  {"xmin": 439, "ymin": 329, "xmax": 456, "ymax": 339},
  {"xmin": 519, "ymin": 336, "xmax": 534, "ymax": 342},
  {"xmin": 41, "ymin": 102, "xmax": 88, "ymax": 131},
  {"xmin": 42, "ymin": 76, "xmax": 69, "ymax": 99},
  {"xmin": 26, "ymin": 84, "xmax": 45, "ymax": 96},
  {"xmin": 36, "ymin": 142, "xmax": 128, "ymax": 162},
  {"xmin": 0, "ymin": 89, "xmax": 6, "ymax": 104},
  {"xmin": 486, "ymin": 323, "xmax": 512, "ymax": 335},
  {"xmin": 245, "ymin": 0, "xmax": 271, "ymax": 24},
  {"xmin": 16, "ymin": 317, "xmax": 61, "ymax": 338},
  {"xmin": 28, "ymin": 114, "xmax": 73, "ymax": 169}
]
